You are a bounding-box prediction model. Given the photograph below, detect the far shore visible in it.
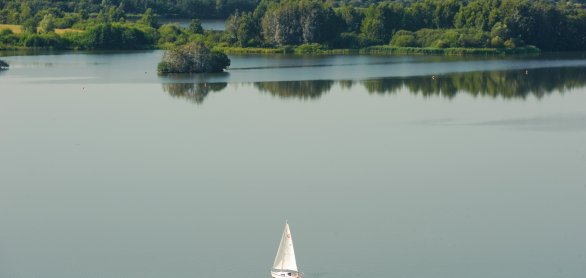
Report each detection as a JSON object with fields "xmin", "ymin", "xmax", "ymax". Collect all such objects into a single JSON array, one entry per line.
[
  {"xmin": 0, "ymin": 45, "xmax": 542, "ymax": 56},
  {"xmin": 215, "ymin": 45, "xmax": 541, "ymax": 56},
  {"xmin": 0, "ymin": 22, "xmax": 541, "ymax": 57}
]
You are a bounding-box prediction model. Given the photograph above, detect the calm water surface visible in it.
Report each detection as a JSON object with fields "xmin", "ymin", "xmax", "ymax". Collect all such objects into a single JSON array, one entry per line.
[
  {"xmin": 159, "ymin": 19, "xmax": 226, "ymax": 30},
  {"xmin": 1, "ymin": 51, "xmax": 585, "ymax": 278}
]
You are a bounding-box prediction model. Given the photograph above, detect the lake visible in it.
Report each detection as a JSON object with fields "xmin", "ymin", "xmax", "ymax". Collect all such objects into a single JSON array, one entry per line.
[{"xmin": 0, "ymin": 51, "xmax": 585, "ymax": 278}]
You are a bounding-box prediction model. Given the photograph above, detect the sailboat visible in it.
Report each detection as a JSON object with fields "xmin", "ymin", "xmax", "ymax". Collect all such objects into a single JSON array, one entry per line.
[{"xmin": 271, "ymin": 222, "xmax": 301, "ymax": 278}]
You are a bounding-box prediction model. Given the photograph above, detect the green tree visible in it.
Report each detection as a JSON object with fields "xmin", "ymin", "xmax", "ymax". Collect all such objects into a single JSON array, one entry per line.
[
  {"xmin": 261, "ymin": 0, "xmax": 338, "ymax": 46},
  {"xmin": 72, "ymin": 23, "xmax": 155, "ymax": 50},
  {"xmin": 360, "ymin": 4, "xmax": 389, "ymax": 44},
  {"xmin": 335, "ymin": 4, "xmax": 363, "ymax": 33},
  {"xmin": 19, "ymin": 3, "xmax": 32, "ymax": 24},
  {"xmin": 189, "ymin": 19, "xmax": 204, "ymax": 34},
  {"xmin": 96, "ymin": 10, "xmax": 109, "ymax": 23},
  {"xmin": 389, "ymin": 30, "xmax": 417, "ymax": 47},
  {"xmin": 262, "ymin": 2, "xmax": 303, "ymax": 45},
  {"xmin": 405, "ymin": 1, "xmax": 434, "ymax": 30},
  {"xmin": 158, "ymin": 24, "xmax": 186, "ymax": 45},
  {"xmin": 236, "ymin": 12, "xmax": 261, "ymax": 46},
  {"xmin": 22, "ymin": 18, "xmax": 37, "ymax": 34},
  {"xmin": 38, "ymin": 14, "xmax": 55, "ymax": 34},
  {"xmin": 432, "ymin": 0, "xmax": 459, "ymax": 28},
  {"xmin": 138, "ymin": 8, "xmax": 158, "ymax": 28}
]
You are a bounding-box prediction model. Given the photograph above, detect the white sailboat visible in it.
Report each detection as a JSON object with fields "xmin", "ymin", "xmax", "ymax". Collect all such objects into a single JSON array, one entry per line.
[{"xmin": 271, "ymin": 222, "xmax": 301, "ymax": 278}]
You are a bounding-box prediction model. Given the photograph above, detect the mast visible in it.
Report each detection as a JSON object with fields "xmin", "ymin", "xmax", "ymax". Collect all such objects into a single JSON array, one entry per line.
[{"xmin": 281, "ymin": 220, "xmax": 287, "ymax": 272}]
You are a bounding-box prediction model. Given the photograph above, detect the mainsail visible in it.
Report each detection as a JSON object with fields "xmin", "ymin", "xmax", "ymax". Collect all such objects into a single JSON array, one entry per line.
[{"xmin": 272, "ymin": 222, "xmax": 298, "ymax": 272}]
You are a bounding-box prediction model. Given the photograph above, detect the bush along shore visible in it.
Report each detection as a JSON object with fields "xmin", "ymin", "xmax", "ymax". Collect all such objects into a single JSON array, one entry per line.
[
  {"xmin": 215, "ymin": 44, "xmax": 541, "ymax": 55},
  {"xmin": 3, "ymin": 0, "xmax": 586, "ymax": 55}
]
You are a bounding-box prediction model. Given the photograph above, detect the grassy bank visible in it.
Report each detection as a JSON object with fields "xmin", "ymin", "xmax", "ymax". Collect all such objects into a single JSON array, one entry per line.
[
  {"xmin": 216, "ymin": 44, "xmax": 540, "ymax": 56},
  {"xmin": 215, "ymin": 45, "xmax": 355, "ymax": 54},
  {"xmin": 362, "ymin": 45, "xmax": 541, "ymax": 55},
  {"xmin": 214, "ymin": 46, "xmax": 292, "ymax": 54}
]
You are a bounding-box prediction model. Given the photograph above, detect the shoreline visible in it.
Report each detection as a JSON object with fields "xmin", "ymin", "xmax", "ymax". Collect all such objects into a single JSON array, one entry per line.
[
  {"xmin": 215, "ymin": 45, "xmax": 541, "ymax": 56},
  {"xmin": 1, "ymin": 44, "xmax": 542, "ymax": 57}
]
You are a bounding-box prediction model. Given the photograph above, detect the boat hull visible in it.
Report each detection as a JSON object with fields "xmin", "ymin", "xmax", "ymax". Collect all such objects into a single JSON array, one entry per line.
[{"xmin": 271, "ymin": 270, "xmax": 299, "ymax": 278}]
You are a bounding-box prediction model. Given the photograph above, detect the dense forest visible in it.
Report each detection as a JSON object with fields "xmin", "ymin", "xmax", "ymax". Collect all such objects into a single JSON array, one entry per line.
[
  {"xmin": 1, "ymin": 0, "xmax": 586, "ymax": 52},
  {"xmin": 225, "ymin": 0, "xmax": 586, "ymax": 51},
  {"xmin": 0, "ymin": 0, "xmax": 258, "ymax": 20}
]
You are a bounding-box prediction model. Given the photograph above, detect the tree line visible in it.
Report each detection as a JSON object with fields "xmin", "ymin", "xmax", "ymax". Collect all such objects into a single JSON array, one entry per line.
[
  {"xmin": 1, "ymin": 8, "xmax": 160, "ymax": 49},
  {"xmin": 1, "ymin": 0, "xmax": 586, "ymax": 52},
  {"xmin": 0, "ymin": 0, "xmax": 257, "ymax": 21},
  {"xmin": 224, "ymin": 0, "xmax": 586, "ymax": 51}
]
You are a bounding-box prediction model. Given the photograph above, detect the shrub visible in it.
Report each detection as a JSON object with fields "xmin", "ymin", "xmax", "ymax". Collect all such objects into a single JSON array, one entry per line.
[
  {"xmin": 158, "ymin": 41, "xmax": 230, "ymax": 74},
  {"xmin": 437, "ymin": 29, "xmax": 460, "ymax": 47},
  {"xmin": 188, "ymin": 19, "xmax": 204, "ymax": 34},
  {"xmin": 333, "ymin": 32, "xmax": 373, "ymax": 49},
  {"xmin": 490, "ymin": 36, "xmax": 504, "ymax": 48},
  {"xmin": 413, "ymin": 29, "xmax": 443, "ymax": 47},
  {"xmin": 390, "ymin": 28, "xmax": 493, "ymax": 49},
  {"xmin": 54, "ymin": 13, "xmax": 82, "ymax": 29},
  {"xmin": 158, "ymin": 23, "xmax": 187, "ymax": 45},
  {"xmin": 294, "ymin": 43, "xmax": 326, "ymax": 54},
  {"xmin": 22, "ymin": 32, "xmax": 69, "ymax": 48},
  {"xmin": 490, "ymin": 22, "xmax": 510, "ymax": 40},
  {"xmin": 0, "ymin": 29, "xmax": 19, "ymax": 45},
  {"xmin": 38, "ymin": 14, "xmax": 56, "ymax": 34},
  {"xmin": 390, "ymin": 30, "xmax": 417, "ymax": 47},
  {"xmin": 504, "ymin": 38, "xmax": 517, "ymax": 49},
  {"xmin": 456, "ymin": 29, "xmax": 489, "ymax": 48},
  {"xmin": 68, "ymin": 23, "xmax": 155, "ymax": 49}
]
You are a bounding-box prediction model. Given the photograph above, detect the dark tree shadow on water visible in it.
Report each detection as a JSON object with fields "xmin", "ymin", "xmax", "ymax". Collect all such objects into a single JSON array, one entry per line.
[
  {"xmin": 362, "ymin": 66, "xmax": 586, "ymax": 100},
  {"xmin": 162, "ymin": 82, "xmax": 228, "ymax": 104},
  {"xmin": 161, "ymin": 67, "xmax": 586, "ymax": 106},
  {"xmin": 159, "ymin": 72, "xmax": 230, "ymax": 83},
  {"xmin": 251, "ymin": 67, "xmax": 586, "ymax": 102},
  {"xmin": 160, "ymin": 72, "xmax": 230, "ymax": 104},
  {"xmin": 253, "ymin": 80, "xmax": 334, "ymax": 100}
]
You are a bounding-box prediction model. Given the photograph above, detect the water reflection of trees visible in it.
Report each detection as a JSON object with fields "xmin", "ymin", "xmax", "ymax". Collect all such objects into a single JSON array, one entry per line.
[
  {"xmin": 254, "ymin": 80, "xmax": 334, "ymax": 100},
  {"xmin": 252, "ymin": 67, "xmax": 586, "ymax": 100},
  {"xmin": 364, "ymin": 67, "xmax": 586, "ymax": 99},
  {"xmin": 162, "ymin": 67, "xmax": 586, "ymax": 104},
  {"xmin": 162, "ymin": 82, "xmax": 227, "ymax": 104}
]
